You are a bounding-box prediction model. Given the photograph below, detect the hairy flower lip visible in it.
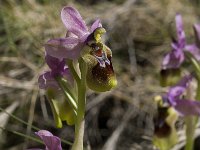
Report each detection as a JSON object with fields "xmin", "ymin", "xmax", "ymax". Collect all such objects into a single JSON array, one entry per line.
[{"xmin": 154, "ymin": 114, "xmax": 171, "ymax": 138}]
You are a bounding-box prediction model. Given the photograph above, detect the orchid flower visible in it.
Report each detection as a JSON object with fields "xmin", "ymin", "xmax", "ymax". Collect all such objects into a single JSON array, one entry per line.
[
  {"xmin": 31, "ymin": 130, "xmax": 62, "ymax": 150},
  {"xmin": 38, "ymin": 6, "xmax": 117, "ymax": 150},
  {"xmin": 161, "ymin": 14, "xmax": 200, "ymax": 87},
  {"xmin": 162, "ymin": 14, "xmax": 200, "ymax": 69},
  {"xmin": 43, "ymin": 6, "xmax": 117, "ymax": 92},
  {"xmin": 158, "ymin": 14, "xmax": 200, "ymax": 150},
  {"xmin": 154, "ymin": 75, "xmax": 200, "ymax": 149},
  {"xmin": 163, "ymin": 75, "xmax": 200, "ymax": 116},
  {"xmin": 162, "ymin": 14, "xmax": 186, "ymax": 69},
  {"xmin": 156, "ymin": 75, "xmax": 200, "ymax": 132}
]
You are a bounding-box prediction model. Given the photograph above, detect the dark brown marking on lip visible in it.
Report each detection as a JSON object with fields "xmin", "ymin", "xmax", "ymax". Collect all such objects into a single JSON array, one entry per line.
[
  {"xmin": 94, "ymin": 49, "xmax": 103, "ymax": 57},
  {"xmin": 154, "ymin": 107, "xmax": 171, "ymax": 138},
  {"xmin": 90, "ymin": 43, "xmax": 104, "ymax": 57},
  {"xmin": 91, "ymin": 56, "xmax": 114, "ymax": 83},
  {"xmin": 84, "ymin": 43, "xmax": 116, "ymax": 92}
]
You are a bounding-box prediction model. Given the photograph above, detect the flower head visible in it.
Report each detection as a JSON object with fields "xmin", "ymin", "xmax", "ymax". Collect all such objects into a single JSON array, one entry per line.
[
  {"xmin": 162, "ymin": 14, "xmax": 185, "ymax": 70},
  {"xmin": 44, "ymin": 7, "xmax": 115, "ymax": 91},
  {"xmin": 160, "ymin": 14, "xmax": 200, "ymax": 87},
  {"xmin": 162, "ymin": 14, "xmax": 200, "ymax": 70},
  {"xmin": 43, "ymin": 6, "xmax": 117, "ymax": 92},
  {"xmin": 163, "ymin": 75, "xmax": 200, "ymax": 116}
]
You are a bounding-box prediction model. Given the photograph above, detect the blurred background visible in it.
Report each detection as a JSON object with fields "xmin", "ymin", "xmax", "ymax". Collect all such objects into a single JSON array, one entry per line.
[{"xmin": 0, "ymin": 0, "xmax": 200, "ymax": 149}]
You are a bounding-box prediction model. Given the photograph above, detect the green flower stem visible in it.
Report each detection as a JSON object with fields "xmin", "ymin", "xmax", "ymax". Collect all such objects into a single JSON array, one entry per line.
[
  {"xmin": 185, "ymin": 116, "xmax": 195, "ymax": 150},
  {"xmin": 187, "ymin": 53, "xmax": 200, "ymax": 79},
  {"xmin": 67, "ymin": 59, "xmax": 81, "ymax": 84},
  {"xmin": 56, "ymin": 77, "xmax": 78, "ymax": 111},
  {"xmin": 185, "ymin": 54, "xmax": 200, "ymax": 150},
  {"xmin": 71, "ymin": 58, "xmax": 87, "ymax": 150},
  {"xmin": 196, "ymin": 80, "xmax": 200, "ymax": 101},
  {"xmin": 58, "ymin": 77, "xmax": 77, "ymax": 102}
]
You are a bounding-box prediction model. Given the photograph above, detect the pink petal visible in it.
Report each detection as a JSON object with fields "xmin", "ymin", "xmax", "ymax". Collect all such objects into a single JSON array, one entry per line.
[
  {"xmin": 45, "ymin": 53, "xmax": 64, "ymax": 71},
  {"xmin": 185, "ymin": 44, "xmax": 200, "ymax": 61},
  {"xmin": 162, "ymin": 48, "xmax": 184, "ymax": 69},
  {"xmin": 45, "ymin": 37, "xmax": 83, "ymax": 59},
  {"xmin": 168, "ymin": 75, "xmax": 192, "ymax": 98},
  {"xmin": 61, "ymin": 6, "xmax": 88, "ymax": 38},
  {"xmin": 35, "ymin": 130, "xmax": 62, "ymax": 150},
  {"xmin": 66, "ymin": 31, "xmax": 78, "ymax": 38},
  {"xmin": 38, "ymin": 72, "xmax": 58, "ymax": 89},
  {"xmin": 175, "ymin": 14, "xmax": 186, "ymax": 47},
  {"xmin": 90, "ymin": 19, "xmax": 102, "ymax": 33},
  {"xmin": 167, "ymin": 75, "xmax": 192, "ymax": 106},
  {"xmin": 174, "ymin": 99, "xmax": 200, "ymax": 116}
]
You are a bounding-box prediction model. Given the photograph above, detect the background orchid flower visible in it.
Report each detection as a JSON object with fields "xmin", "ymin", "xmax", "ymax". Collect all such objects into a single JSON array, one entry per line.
[
  {"xmin": 161, "ymin": 14, "xmax": 200, "ymax": 87},
  {"xmin": 160, "ymin": 14, "xmax": 185, "ymax": 87},
  {"xmin": 162, "ymin": 14, "xmax": 200, "ymax": 69},
  {"xmin": 154, "ymin": 75, "xmax": 200, "ymax": 150},
  {"xmin": 164, "ymin": 75, "xmax": 200, "ymax": 116},
  {"xmin": 38, "ymin": 54, "xmax": 72, "ymax": 89},
  {"xmin": 32, "ymin": 130, "xmax": 62, "ymax": 150},
  {"xmin": 162, "ymin": 14, "xmax": 185, "ymax": 70}
]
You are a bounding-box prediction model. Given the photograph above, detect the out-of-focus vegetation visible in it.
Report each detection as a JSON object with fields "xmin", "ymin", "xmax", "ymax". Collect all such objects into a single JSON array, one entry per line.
[{"xmin": 0, "ymin": 0, "xmax": 200, "ymax": 149}]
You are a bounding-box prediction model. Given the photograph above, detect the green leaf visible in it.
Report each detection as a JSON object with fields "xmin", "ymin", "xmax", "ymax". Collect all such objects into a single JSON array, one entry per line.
[{"xmin": 47, "ymin": 89, "xmax": 63, "ymax": 128}]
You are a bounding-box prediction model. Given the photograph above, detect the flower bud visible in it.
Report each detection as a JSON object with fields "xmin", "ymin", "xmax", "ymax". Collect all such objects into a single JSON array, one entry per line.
[
  {"xmin": 47, "ymin": 89, "xmax": 76, "ymax": 127},
  {"xmin": 160, "ymin": 68, "xmax": 181, "ymax": 87}
]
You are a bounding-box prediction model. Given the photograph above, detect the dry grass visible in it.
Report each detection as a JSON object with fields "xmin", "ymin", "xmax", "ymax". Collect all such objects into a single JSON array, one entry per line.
[{"xmin": 0, "ymin": 0, "xmax": 200, "ymax": 149}]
